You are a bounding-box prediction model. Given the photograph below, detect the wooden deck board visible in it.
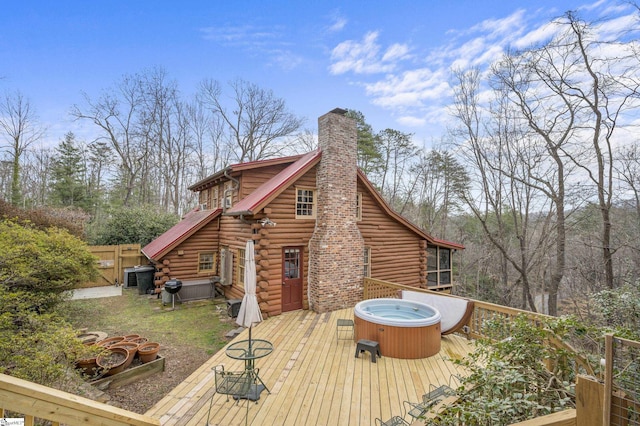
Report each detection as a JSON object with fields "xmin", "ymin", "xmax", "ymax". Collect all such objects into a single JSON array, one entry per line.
[{"xmin": 146, "ymin": 308, "xmax": 474, "ymax": 426}]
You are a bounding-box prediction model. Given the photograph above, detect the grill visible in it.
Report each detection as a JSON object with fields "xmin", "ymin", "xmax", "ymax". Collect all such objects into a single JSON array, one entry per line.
[
  {"xmin": 164, "ymin": 279, "xmax": 182, "ymax": 294},
  {"xmin": 164, "ymin": 279, "xmax": 182, "ymax": 310}
]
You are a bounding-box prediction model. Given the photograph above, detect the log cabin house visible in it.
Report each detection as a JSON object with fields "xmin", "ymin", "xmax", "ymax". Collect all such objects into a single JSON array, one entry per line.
[{"xmin": 142, "ymin": 109, "xmax": 463, "ymax": 317}]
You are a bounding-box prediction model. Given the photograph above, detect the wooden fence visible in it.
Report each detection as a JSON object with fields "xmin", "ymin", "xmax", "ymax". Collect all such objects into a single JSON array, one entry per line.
[{"xmin": 83, "ymin": 244, "xmax": 147, "ymax": 288}]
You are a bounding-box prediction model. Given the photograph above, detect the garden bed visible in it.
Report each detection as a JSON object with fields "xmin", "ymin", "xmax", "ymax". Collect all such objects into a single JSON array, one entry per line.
[{"xmin": 91, "ymin": 355, "xmax": 165, "ymax": 390}]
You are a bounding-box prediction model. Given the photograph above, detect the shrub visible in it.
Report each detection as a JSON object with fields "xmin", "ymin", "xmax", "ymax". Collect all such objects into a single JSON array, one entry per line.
[
  {"xmin": 0, "ymin": 219, "xmax": 98, "ymax": 300},
  {"xmin": 88, "ymin": 205, "xmax": 179, "ymax": 246},
  {"xmin": 0, "ymin": 199, "xmax": 88, "ymax": 238},
  {"xmin": 431, "ymin": 315, "xmax": 589, "ymax": 425},
  {"xmin": 0, "ymin": 219, "xmax": 100, "ymax": 389}
]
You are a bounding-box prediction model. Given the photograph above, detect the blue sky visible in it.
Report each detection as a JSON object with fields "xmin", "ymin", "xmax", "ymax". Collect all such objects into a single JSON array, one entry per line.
[{"xmin": 1, "ymin": 0, "xmax": 636, "ymax": 148}]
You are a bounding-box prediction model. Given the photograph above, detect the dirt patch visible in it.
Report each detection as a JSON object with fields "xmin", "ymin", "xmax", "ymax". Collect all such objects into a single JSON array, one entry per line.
[
  {"xmin": 66, "ymin": 290, "xmax": 239, "ymax": 414},
  {"xmin": 103, "ymin": 343, "xmax": 212, "ymax": 413}
]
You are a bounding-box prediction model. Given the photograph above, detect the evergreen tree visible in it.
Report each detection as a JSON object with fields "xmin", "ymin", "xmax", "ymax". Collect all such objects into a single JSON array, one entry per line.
[
  {"xmin": 346, "ymin": 109, "xmax": 382, "ymax": 180},
  {"xmin": 50, "ymin": 132, "xmax": 88, "ymax": 209}
]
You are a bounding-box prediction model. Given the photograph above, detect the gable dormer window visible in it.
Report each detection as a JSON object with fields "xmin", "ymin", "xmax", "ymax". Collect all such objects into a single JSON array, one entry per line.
[
  {"xmin": 199, "ymin": 190, "xmax": 208, "ymax": 210},
  {"xmin": 211, "ymin": 187, "xmax": 219, "ymax": 209},
  {"xmin": 223, "ymin": 181, "xmax": 233, "ymax": 209},
  {"xmin": 295, "ymin": 187, "xmax": 316, "ymax": 219}
]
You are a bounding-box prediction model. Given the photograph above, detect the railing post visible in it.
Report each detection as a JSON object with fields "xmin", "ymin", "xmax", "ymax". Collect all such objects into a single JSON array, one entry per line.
[{"xmin": 603, "ymin": 333, "xmax": 613, "ymax": 426}]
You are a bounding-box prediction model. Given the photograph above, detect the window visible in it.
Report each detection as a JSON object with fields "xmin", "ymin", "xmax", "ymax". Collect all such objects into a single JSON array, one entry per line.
[
  {"xmin": 198, "ymin": 252, "xmax": 215, "ymax": 273},
  {"xmin": 283, "ymin": 248, "xmax": 300, "ymax": 279},
  {"xmin": 223, "ymin": 181, "xmax": 233, "ymax": 209},
  {"xmin": 211, "ymin": 187, "xmax": 219, "ymax": 209},
  {"xmin": 356, "ymin": 192, "xmax": 363, "ymax": 221},
  {"xmin": 426, "ymin": 246, "xmax": 452, "ymax": 289},
  {"xmin": 296, "ymin": 188, "xmax": 316, "ymax": 218},
  {"xmin": 198, "ymin": 191, "xmax": 208, "ymax": 209},
  {"xmin": 363, "ymin": 247, "xmax": 371, "ymax": 278},
  {"xmin": 237, "ymin": 248, "xmax": 246, "ymax": 286}
]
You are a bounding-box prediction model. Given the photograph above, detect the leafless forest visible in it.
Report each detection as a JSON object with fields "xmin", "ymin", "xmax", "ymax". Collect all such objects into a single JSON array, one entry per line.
[{"xmin": 2, "ymin": 11, "xmax": 640, "ymax": 318}]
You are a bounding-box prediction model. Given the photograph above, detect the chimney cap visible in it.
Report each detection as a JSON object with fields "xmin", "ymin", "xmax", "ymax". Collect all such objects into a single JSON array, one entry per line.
[{"xmin": 329, "ymin": 108, "xmax": 348, "ymax": 116}]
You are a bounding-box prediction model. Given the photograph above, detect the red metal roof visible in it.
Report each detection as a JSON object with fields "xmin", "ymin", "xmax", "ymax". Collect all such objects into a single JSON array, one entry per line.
[
  {"xmin": 226, "ymin": 150, "xmax": 321, "ymax": 216},
  {"xmin": 188, "ymin": 154, "xmax": 306, "ymax": 192},
  {"xmin": 141, "ymin": 208, "xmax": 222, "ymax": 261}
]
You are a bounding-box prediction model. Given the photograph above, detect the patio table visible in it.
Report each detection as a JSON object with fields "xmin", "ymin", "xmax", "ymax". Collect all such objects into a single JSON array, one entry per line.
[{"xmin": 225, "ymin": 338, "xmax": 273, "ymax": 397}]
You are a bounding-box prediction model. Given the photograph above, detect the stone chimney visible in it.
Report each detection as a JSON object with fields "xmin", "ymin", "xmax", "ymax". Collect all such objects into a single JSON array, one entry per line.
[{"xmin": 308, "ymin": 109, "xmax": 365, "ymax": 313}]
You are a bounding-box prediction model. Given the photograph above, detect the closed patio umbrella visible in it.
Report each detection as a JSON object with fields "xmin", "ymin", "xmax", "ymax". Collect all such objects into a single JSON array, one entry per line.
[{"xmin": 236, "ymin": 240, "xmax": 262, "ymax": 350}]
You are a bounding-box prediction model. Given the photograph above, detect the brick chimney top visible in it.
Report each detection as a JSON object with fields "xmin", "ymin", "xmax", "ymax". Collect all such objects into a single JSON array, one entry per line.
[{"xmin": 329, "ymin": 107, "xmax": 347, "ymax": 116}]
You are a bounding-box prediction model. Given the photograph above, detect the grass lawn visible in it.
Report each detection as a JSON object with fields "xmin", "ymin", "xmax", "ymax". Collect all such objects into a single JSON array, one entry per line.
[
  {"xmin": 65, "ymin": 288, "xmax": 236, "ymax": 351},
  {"xmin": 62, "ymin": 288, "xmax": 240, "ymax": 412}
]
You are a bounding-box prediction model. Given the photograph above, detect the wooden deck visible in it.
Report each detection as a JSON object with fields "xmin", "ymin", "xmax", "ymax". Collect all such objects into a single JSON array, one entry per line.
[{"xmin": 145, "ymin": 308, "xmax": 474, "ymax": 426}]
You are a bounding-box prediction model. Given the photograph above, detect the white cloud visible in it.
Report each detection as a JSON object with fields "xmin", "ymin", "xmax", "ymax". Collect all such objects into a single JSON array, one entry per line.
[
  {"xmin": 382, "ymin": 43, "xmax": 411, "ymax": 62},
  {"xmin": 469, "ymin": 9, "xmax": 527, "ymax": 40},
  {"xmin": 366, "ymin": 68, "xmax": 452, "ymax": 109},
  {"xmin": 200, "ymin": 24, "xmax": 279, "ymax": 45},
  {"xmin": 327, "ymin": 12, "xmax": 347, "ymax": 33},
  {"xmin": 512, "ymin": 21, "xmax": 558, "ymax": 49},
  {"xmin": 329, "ymin": 31, "xmax": 410, "ymax": 75},
  {"xmin": 200, "ymin": 24, "xmax": 307, "ymax": 72},
  {"xmin": 397, "ymin": 115, "xmax": 427, "ymax": 127},
  {"xmin": 328, "ymin": 1, "xmax": 640, "ymax": 138},
  {"xmin": 269, "ymin": 50, "xmax": 305, "ymax": 71}
]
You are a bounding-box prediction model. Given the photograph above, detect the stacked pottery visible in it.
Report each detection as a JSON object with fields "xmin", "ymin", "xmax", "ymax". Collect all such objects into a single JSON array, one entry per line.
[
  {"xmin": 97, "ymin": 336, "xmax": 125, "ymax": 348},
  {"xmin": 111, "ymin": 341, "xmax": 139, "ymax": 369},
  {"xmin": 129, "ymin": 337, "xmax": 148, "ymax": 345},
  {"xmin": 123, "ymin": 334, "xmax": 141, "ymax": 341},
  {"xmin": 96, "ymin": 347, "xmax": 129, "ymax": 376}
]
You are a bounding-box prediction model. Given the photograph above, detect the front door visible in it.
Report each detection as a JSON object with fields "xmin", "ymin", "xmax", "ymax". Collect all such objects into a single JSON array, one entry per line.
[{"xmin": 282, "ymin": 247, "xmax": 303, "ymax": 312}]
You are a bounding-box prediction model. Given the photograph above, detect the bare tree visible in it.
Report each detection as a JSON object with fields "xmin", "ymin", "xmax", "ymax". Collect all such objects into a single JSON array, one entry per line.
[
  {"xmin": 451, "ymin": 68, "xmax": 559, "ymax": 312},
  {"xmin": 71, "ymin": 75, "xmax": 146, "ymax": 206},
  {"xmin": 560, "ymin": 13, "xmax": 640, "ymax": 289},
  {"xmin": 497, "ymin": 11, "xmax": 640, "ymax": 291},
  {"xmin": 188, "ymin": 97, "xmax": 227, "ymax": 180},
  {"xmin": 0, "ymin": 91, "xmax": 44, "ymax": 206},
  {"xmin": 198, "ymin": 79, "xmax": 304, "ymax": 162},
  {"xmin": 376, "ymin": 129, "xmax": 417, "ymax": 208}
]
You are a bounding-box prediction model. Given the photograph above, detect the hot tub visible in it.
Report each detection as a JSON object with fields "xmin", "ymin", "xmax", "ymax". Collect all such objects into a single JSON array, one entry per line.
[{"xmin": 354, "ymin": 298, "xmax": 442, "ymax": 359}]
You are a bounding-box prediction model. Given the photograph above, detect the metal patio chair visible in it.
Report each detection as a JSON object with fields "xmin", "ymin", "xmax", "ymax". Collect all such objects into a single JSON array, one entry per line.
[
  {"xmin": 374, "ymin": 415, "xmax": 410, "ymax": 426},
  {"xmin": 213, "ymin": 364, "xmax": 253, "ymax": 402},
  {"xmin": 403, "ymin": 383, "xmax": 453, "ymax": 421}
]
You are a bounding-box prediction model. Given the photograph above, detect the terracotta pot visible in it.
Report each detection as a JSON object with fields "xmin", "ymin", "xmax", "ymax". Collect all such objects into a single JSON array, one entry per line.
[
  {"xmin": 76, "ymin": 357, "xmax": 101, "ymax": 378},
  {"xmin": 130, "ymin": 337, "xmax": 148, "ymax": 345},
  {"xmin": 111, "ymin": 342, "xmax": 138, "ymax": 369},
  {"xmin": 96, "ymin": 347, "xmax": 129, "ymax": 376},
  {"xmin": 97, "ymin": 336, "xmax": 125, "ymax": 347},
  {"xmin": 77, "ymin": 332, "xmax": 99, "ymax": 345},
  {"xmin": 123, "ymin": 334, "xmax": 140, "ymax": 341},
  {"xmin": 137, "ymin": 342, "xmax": 160, "ymax": 363}
]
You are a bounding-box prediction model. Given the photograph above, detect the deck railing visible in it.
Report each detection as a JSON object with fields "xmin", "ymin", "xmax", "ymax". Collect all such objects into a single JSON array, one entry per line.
[
  {"xmin": 0, "ymin": 373, "xmax": 159, "ymax": 426},
  {"xmin": 603, "ymin": 334, "xmax": 640, "ymax": 426},
  {"xmin": 364, "ymin": 278, "xmax": 640, "ymax": 425}
]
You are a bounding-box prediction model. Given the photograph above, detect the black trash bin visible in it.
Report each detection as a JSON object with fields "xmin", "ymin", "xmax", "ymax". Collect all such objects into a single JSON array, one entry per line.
[{"xmin": 134, "ymin": 266, "xmax": 155, "ymax": 295}]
